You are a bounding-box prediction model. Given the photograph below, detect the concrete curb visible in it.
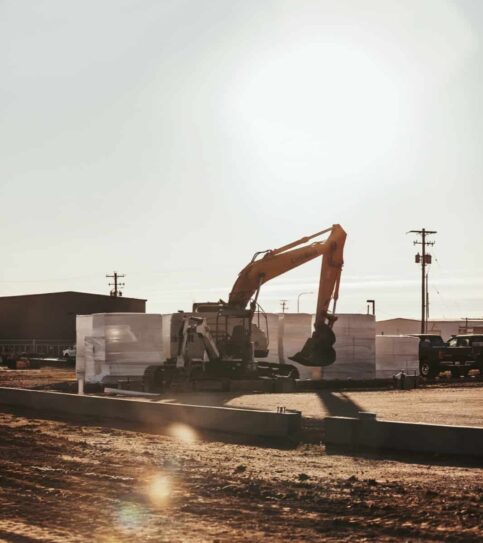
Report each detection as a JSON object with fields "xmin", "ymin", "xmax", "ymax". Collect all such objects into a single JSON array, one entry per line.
[
  {"xmin": 0, "ymin": 387, "xmax": 301, "ymax": 440},
  {"xmin": 325, "ymin": 412, "xmax": 483, "ymax": 457}
]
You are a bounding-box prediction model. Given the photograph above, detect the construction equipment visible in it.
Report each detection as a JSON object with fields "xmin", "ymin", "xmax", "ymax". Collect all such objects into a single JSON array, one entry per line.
[
  {"xmin": 144, "ymin": 314, "xmax": 299, "ymax": 391},
  {"xmin": 194, "ymin": 224, "xmax": 346, "ymax": 367},
  {"xmin": 144, "ymin": 225, "xmax": 346, "ymax": 389}
]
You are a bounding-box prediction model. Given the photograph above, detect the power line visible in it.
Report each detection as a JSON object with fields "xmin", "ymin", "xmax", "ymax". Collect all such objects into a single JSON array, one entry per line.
[{"xmin": 430, "ymin": 251, "xmax": 462, "ymax": 316}]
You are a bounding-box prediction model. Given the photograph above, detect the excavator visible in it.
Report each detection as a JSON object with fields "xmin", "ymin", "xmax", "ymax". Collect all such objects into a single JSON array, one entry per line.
[{"xmin": 143, "ymin": 224, "xmax": 346, "ymax": 390}]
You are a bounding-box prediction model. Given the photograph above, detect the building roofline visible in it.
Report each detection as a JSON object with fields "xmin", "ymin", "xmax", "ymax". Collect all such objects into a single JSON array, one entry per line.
[
  {"xmin": 0, "ymin": 291, "xmax": 147, "ymax": 302},
  {"xmin": 377, "ymin": 317, "xmax": 483, "ymax": 323}
]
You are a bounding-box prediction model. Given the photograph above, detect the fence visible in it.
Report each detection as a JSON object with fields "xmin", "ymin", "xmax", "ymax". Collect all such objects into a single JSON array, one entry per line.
[{"xmin": 0, "ymin": 339, "xmax": 73, "ymax": 357}]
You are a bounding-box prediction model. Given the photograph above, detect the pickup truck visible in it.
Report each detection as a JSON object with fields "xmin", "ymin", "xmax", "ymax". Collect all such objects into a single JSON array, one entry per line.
[{"xmin": 411, "ymin": 333, "xmax": 483, "ymax": 378}]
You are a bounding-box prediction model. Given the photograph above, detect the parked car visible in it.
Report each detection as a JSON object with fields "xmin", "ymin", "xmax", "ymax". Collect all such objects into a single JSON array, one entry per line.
[
  {"xmin": 62, "ymin": 346, "xmax": 76, "ymax": 363},
  {"xmin": 410, "ymin": 333, "xmax": 483, "ymax": 378}
]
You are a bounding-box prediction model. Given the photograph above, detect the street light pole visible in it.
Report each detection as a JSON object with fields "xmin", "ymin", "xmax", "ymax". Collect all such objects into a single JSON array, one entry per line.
[{"xmin": 297, "ymin": 291, "xmax": 313, "ymax": 313}]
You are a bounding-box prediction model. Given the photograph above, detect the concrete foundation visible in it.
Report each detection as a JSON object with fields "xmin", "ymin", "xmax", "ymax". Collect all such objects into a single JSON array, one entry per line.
[
  {"xmin": 325, "ymin": 412, "xmax": 483, "ymax": 457},
  {"xmin": 0, "ymin": 387, "xmax": 300, "ymax": 440}
]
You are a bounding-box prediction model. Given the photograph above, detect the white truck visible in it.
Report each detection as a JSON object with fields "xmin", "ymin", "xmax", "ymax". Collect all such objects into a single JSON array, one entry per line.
[{"xmin": 62, "ymin": 346, "xmax": 76, "ymax": 363}]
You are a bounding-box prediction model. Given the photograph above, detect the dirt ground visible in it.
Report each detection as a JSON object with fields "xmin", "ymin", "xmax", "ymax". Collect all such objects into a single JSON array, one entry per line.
[
  {"xmin": 0, "ymin": 367, "xmax": 481, "ymax": 541},
  {"xmin": 158, "ymin": 385, "xmax": 483, "ymax": 428},
  {"xmin": 1, "ymin": 366, "xmax": 482, "ymax": 427},
  {"xmin": 0, "ymin": 366, "xmax": 76, "ymax": 390},
  {"xmin": 0, "ymin": 409, "xmax": 481, "ymax": 543}
]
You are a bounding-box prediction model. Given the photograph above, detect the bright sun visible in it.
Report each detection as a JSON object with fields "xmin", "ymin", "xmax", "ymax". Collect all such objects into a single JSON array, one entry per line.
[{"xmin": 235, "ymin": 43, "xmax": 401, "ymax": 176}]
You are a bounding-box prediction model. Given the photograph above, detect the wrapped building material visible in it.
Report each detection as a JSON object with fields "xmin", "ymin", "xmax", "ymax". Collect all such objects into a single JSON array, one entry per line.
[
  {"xmin": 322, "ymin": 314, "xmax": 376, "ymax": 380},
  {"xmin": 278, "ymin": 314, "xmax": 323, "ymax": 379},
  {"xmin": 375, "ymin": 335, "xmax": 419, "ymax": 378},
  {"xmin": 76, "ymin": 311, "xmax": 377, "ymax": 384},
  {"xmin": 276, "ymin": 313, "xmax": 375, "ymax": 380},
  {"xmin": 76, "ymin": 313, "xmax": 163, "ymax": 384}
]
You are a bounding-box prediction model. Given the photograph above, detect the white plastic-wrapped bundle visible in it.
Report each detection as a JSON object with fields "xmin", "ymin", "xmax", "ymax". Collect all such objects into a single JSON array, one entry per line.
[
  {"xmin": 375, "ymin": 335, "xmax": 419, "ymax": 378},
  {"xmin": 76, "ymin": 313, "xmax": 164, "ymax": 384},
  {"xmin": 267, "ymin": 313, "xmax": 376, "ymax": 380},
  {"xmin": 322, "ymin": 314, "xmax": 376, "ymax": 380},
  {"xmin": 278, "ymin": 314, "xmax": 323, "ymax": 379},
  {"xmin": 75, "ymin": 315, "xmax": 93, "ymax": 376},
  {"xmin": 76, "ymin": 311, "xmax": 377, "ymax": 384}
]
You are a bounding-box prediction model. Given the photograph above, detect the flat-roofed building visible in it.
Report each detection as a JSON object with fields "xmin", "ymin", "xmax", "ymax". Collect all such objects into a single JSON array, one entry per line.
[{"xmin": 0, "ymin": 291, "xmax": 146, "ymax": 355}]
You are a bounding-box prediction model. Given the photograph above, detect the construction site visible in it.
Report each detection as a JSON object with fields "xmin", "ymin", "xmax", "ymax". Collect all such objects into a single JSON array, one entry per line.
[
  {"xmin": 0, "ymin": 223, "xmax": 482, "ymax": 542},
  {"xmin": 2, "ymin": 1, "xmax": 483, "ymax": 542}
]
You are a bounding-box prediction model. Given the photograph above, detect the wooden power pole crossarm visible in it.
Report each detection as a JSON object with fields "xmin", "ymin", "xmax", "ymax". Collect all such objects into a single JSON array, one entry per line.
[
  {"xmin": 106, "ymin": 271, "xmax": 125, "ymax": 297},
  {"xmin": 409, "ymin": 229, "xmax": 436, "ymax": 333}
]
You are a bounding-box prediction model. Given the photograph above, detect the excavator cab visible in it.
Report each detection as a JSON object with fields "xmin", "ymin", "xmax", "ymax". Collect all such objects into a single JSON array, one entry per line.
[{"xmin": 192, "ymin": 302, "xmax": 269, "ymax": 362}]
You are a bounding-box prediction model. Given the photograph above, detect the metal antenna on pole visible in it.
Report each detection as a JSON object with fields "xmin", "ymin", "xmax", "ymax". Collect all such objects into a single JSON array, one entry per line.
[
  {"xmin": 280, "ymin": 299, "xmax": 288, "ymax": 313},
  {"xmin": 409, "ymin": 229, "xmax": 436, "ymax": 333},
  {"xmin": 106, "ymin": 271, "xmax": 125, "ymax": 297}
]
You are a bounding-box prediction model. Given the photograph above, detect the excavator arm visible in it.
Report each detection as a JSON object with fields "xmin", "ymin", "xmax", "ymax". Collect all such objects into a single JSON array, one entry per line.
[{"xmin": 228, "ymin": 224, "xmax": 347, "ymax": 367}]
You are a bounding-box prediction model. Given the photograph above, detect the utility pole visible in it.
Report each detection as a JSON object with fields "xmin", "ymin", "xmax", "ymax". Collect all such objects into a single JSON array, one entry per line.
[
  {"xmin": 425, "ymin": 273, "xmax": 429, "ymax": 323},
  {"xmin": 280, "ymin": 299, "xmax": 288, "ymax": 313},
  {"xmin": 106, "ymin": 271, "xmax": 125, "ymax": 297},
  {"xmin": 409, "ymin": 229, "xmax": 436, "ymax": 333}
]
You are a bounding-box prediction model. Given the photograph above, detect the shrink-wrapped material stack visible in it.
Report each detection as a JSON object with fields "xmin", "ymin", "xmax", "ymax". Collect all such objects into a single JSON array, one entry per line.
[
  {"xmin": 375, "ymin": 335, "xmax": 419, "ymax": 378},
  {"xmin": 76, "ymin": 313, "xmax": 163, "ymax": 384},
  {"xmin": 322, "ymin": 314, "xmax": 376, "ymax": 380},
  {"xmin": 75, "ymin": 315, "xmax": 93, "ymax": 376},
  {"xmin": 76, "ymin": 311, "xmax": 377, "ymax": 384},
  {"xmin": 278, "ymin": 314, "xmax": 323, "ymax": 379}
]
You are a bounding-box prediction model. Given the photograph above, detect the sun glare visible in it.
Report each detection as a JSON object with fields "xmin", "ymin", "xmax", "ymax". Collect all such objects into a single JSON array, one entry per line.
[
  {"xmin": 235, "ymin": 43, "xmax": 402, "ymax": 175},
  {"xmin": 167, "ymin": 423, "xmax": 198, "ymax": 444}
]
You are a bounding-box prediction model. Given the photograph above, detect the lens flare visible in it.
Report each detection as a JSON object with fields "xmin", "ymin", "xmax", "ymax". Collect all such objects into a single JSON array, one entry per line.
[
  {"xmin": 115, "ymin": 504, "xmax": 144, "ymax": 533},
  {"xmin": 146, "ymin": 473, "xmax": 172, "ymax": 507},
  {"xmin": 167, "ymin": 423, "xmax": 198, "ymax": 444}
]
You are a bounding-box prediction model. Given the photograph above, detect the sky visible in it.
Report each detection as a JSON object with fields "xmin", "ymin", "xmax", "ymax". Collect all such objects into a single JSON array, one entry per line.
[{"xmin": 1, "ymin": 0, "xmax": 482, "ymax": 320}]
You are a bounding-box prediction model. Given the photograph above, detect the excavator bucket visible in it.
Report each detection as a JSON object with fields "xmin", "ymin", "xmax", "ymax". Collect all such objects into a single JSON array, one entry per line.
[{"xmin": 288, "ymin": 323, "xmax": 336, "ymax": 367}]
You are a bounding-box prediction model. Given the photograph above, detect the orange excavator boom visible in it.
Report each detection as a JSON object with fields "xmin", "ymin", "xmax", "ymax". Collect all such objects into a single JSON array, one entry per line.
[{"xmin": 227, "ymin": 224, "xmax": 347, "ymax": 366}]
